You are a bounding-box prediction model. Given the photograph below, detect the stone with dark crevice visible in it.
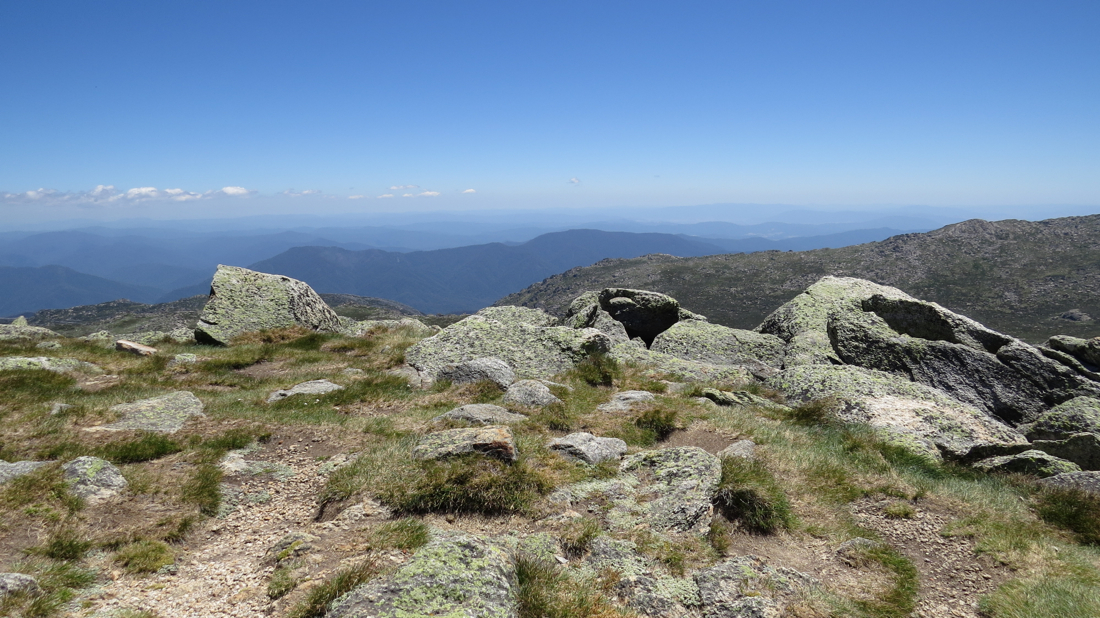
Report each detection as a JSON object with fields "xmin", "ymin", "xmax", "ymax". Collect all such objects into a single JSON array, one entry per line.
[{"xmin": 413, "ymin": 426, "xmax": 517, "ymax": 462}]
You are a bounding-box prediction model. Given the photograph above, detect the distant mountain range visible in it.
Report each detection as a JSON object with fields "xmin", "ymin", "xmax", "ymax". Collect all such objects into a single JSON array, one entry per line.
[
  {"xmin": 0, "ymin": 225, "xmax": 915, "ymax": 316},
  {"xmin": 498, "ymin": 216, "xmax": 1100, "ymax": 343}
]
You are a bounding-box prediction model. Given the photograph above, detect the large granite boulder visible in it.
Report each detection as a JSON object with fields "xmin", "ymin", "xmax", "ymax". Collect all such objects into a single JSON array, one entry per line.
[
  {"xmin": 1021, "ymin": 396, "xmax": 1100, "ymax": 441},
  {"xmin": 768, "ymin": 364, "xmax": 1027, "ymax": 460},
  {"xmin": 194, "ymin": 265, "xmax": 342, "ymax": 345},
  {"xmin": 651, "ymin": 321, "xmax": 785, "ymax": 372},
  {"xmin": 549, "ymin": 432, "xmax": 628, "ymax": 464},
  {"xmin": 413, "ymin": 426, "xmax": 517, "ymax": 462},
  {"xmin": 567, "ymin": 288, "xmax": 706, "ymax": 346},
  {"xmin": 95, "ymin": 391, "xmax": 206, "ymax": 433},
  {"xmin": 1045, "ymin": 335, "xmax": 1100, "ymax": 369},
  {"xmin": 406, "ymin": 307, "xmax": 612, "ymax": 380},
  {"xmin": 62, "ymin": 456, "xmax": 128, "ymax": 503},
  {"xmin": 438, "ymin": 357, "xmax": 516, "ymax": 389},
  {"xmin": 327, "ymin": 533, "xmax": 515, "ymax": 618},
  {"xmin": 608, "ymin": 341, "xmax": 753, "ymax": 384},
  {"xmin": 1040, "ymin": 471, "xmax": 1100, "ymax": 496}
]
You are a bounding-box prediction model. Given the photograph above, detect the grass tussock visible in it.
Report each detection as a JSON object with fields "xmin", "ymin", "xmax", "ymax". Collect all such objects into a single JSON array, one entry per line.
[
  {"xmin": 98, "ymin": 433, "xmax": 183, "ymax": 464},
  {"xmin": 713, "ymin": 457, "xmax": 795, "ymax": 534},
  {"xmin": 515, "ymin": 554, "xmax": 629, "ymax": 618},
  {"xmin": 180, "ymin": 463, "xmax": 222, "ymax": 516},
  {"xmin": 379, "ymin": 454, "xmax": 553, "ymax": 516},
  {"xmin": 367, "ymin": 518, "xmax": 431, "ymax": 551},
  {"xmin": 113, "ymin": 540, "xmax": 175, "ymax": 574},
  {"xmin": 31, "ymin": 528, "xmax": 92, "ymax": 561},
  {"xmin": 1034, "ymin": 486, "xmax": 1100, "ymax": 545},
  {"xmin": 559, "ymin": 517, "xmax": 602, "ymax": 557},
  {"xmin": 268, "ymin": 564, "xmax": 298, "ymax": 599},
  {"xmin": 0, "ymin": 559, "xmax": 96, "ymax": 618},
  {"xmin": 287, "ymin": 558, "xmax": 383, "ymax": 618},
  {"xmin": 568, "ymin": 353, "xmax": 620, "ymax": 387}
]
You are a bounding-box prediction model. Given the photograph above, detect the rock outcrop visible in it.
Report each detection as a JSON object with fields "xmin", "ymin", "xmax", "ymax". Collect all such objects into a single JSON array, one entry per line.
[
  {"xmin": 195, "ymin": 265, "xmax": 342, "ymax": 345},
  {"xmin": 438, "ymin": 357, "xmax": 516, "ymax": 389},
  {"xmin": 95, "ymin": 391, "xmax": 206, "ymax": 433},
  {"xmin": 413, "ymin": 426, "xmax": 518, "ymax": 462},
  {"xmin": 548, "ymin": 432, "xmax": 628, "ymax": 464}
]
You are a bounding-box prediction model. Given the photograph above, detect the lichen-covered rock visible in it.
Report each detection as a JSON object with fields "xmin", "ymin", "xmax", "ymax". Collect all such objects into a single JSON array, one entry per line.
[
  {"xmin": 326, "ymin": 533, "xmax": 515, "ymax": 618},
  {"xmin": 1022, "ymin": 397, "xmax": 1100, "ymax": 441},
  {"xmin": 168, "ymin": 353, "xmax": 198, "ymax": 367},
  {"xmin": 413, "ymin": 426, "xmax": 517, "ymax": 462},
  {"xmin": 549, "ymin": 432, "xmax": 628, "ymax": 464},
  {"xmin": 502, "ymin": 380, "xmax": 561, "ymax": 407},
  {"xmin": 267, "ymin": 379, "xmax": 344, "ymax": 403},
  {"xmin": 652, "ymin": 321, "xmax": 785, "ymax": 372},
  {"xmin": 621, "ymin": 446, "xmax": 721, "ymax": 532},
  {"xmin": 195, "ymin": 265, "xmax": 342, "ymax": 345},
  {"xmin": 433, "ymin": 404, "xmax": 528, "ymax": 426},
  {"xmin": 262, "ymin": 532, "xmax": 317, "ymax": 566},
  {"xmin": 1046, "ymin": 335, "xmax": 1100, "ymax": 368},
  {"xmin": 343, "ymin": 318, "xmax": 439, "ymax": 338},
  {"xmin": 0, "ymin": 322, "xmax": 61, "ymax": 342},
  {"xmin": 0, "ymin": 460, "xmax": 51, "ymax": 485},
  {"xmin": 973, "ymin": 450, "xmax": 1081, "ymax": 477},
  {"xmin": 1031, "ymin": 433, "xmax": 1100, "ymax": 470},
  {"xmin": 609, "ymin": 341, "xmax": 753, "ymax": 383},
  {"xmin": 1039, "ymin": 471, "xmax": 1100, "ymax": 496},
  {"xmin": 597, "ymin": 390, "xmax": 656, "ymax": 412},
  {"xmin": 716, "ymin": 440, "xmax": 756, "ymax": 461},
  {"xmin": 438, "ymin": 357, "xmax": 516, "ymax": 389},
  {"xmin": 0, "ymin": 572, "xmax": 40, "ymax": 597},
  {"xmin": 568, "ymin": 288, "xmax": 687, "ymax": 346},
  {"xmin": 695, "ymin": 555, "xmax": 814, "ymax": 618},
  {"xmin": 96, "ymin": 391, "xmax": 206, "ymax": 433},
  {"xmin": 768, "ymin": 364, "xmax": 1027, "ymax": 460},
  {"xmin": 406, "ymin": 307, "xmax": 612, "ymax": 380},
  {"xmin": 62, "ymin": 456, "xmax": 127, "ymax": 503},
  {"xmin": 0, "ymin": 356, "xmax": 100, "ymax": 373},
  {"xmin": 702, "ymin": 389, "xmax": 791, "ymax": 413}
]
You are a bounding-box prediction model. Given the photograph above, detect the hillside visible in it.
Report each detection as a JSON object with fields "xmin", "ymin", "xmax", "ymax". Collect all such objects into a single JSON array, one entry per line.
[
  {"xmin": 0, "ymin": 265, "xmax": 164, "ymax": 317},
  {"xmin": 498, "ymin": 216, "xmax": 1100, "ymax": 343}
]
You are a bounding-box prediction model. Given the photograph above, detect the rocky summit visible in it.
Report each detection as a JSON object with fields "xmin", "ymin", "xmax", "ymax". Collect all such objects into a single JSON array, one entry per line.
[{"xmin": 2, "ymin": 266, "xmax": 1100, "ymax": 618}]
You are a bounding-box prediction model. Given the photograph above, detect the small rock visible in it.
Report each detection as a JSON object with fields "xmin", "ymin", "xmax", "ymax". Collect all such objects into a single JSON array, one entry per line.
[
  {"xmin": 116, "ymin": 339, "xmax": 158, "ymax": 356},
  {"xmin": 1039, "ymin": 471, "xmax": 1100, "ymax": 496},
  {"xmin": 702, "ymin": 388, "xmax": 789, "ymax": 412},
  {"xmin": 598, "ymin": 390, "xmax": 656, "ymax": 412},
  {"xmin": 0, "ymin": 356, "xmax": 100, "ymax": 373},
  {"xmin": 433, "ymin": 404, "xmax": 528, "ymax": 425},
  {"xmin": 263, "ymin": 532, "xmax": 318, "ymax": 565},
  {"xmin": 413, "ymin": 426, "xmax": 517, "ymax": 462},
  {"xmin": 49, "ymin": 402, "xmax": 73, "ymax": 416},
  {"xmin": 342, "ymin": 367, "xmax": 365, "ymax": 376},
  {"xmin": 62, "ymin": 456, "xmax": 127, "ymax": 503},
  {"xmin": 0, "ymin": 461, "xmax": 51, "ymax": 485},
  {"xmin": 267, "ymin": 379, "xmax": 344, "ymax": 403},
  {"xmin": 973, "ymin": 449, "xmax": 1082, "ymax": 478},
  {"xmin": 716, "ymin": 439, "xmax": 756, "ymax": 460},
  {"xmin": 549, "ymin": 432, "xmax": 628, "ymax": 465},
  {"xmin": 96, "ymin": 391, "xmax": 206, "ymax": 434},
  {"xmin": 167, "ymin": 353, "xmax": 198, "ymax": 367},
  {"xmin": 438, "ymin": 357, "xmax": 516, "ymax": 389},
  {"xmin": 35, "ymin": 341, "xmax": 61, "ymax": 350},
  {"xmin": 0, "ymin": 572, "xmax": 39, "ymax": 597},
  {"xmin": 502, "ymin": 379, "xmax": 562, "ymax": 407}
]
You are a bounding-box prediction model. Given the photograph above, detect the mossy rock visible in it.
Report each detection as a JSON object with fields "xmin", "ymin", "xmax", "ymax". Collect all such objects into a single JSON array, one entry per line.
[
  {"xmin": 97, "ymin": 391, "xmax": 206, "ymax": 434},
  {"xmin": 0, "ymin": 356, "xmax": 100, "ymax": 374},
  {"xmin": 652, "ymin": 321, "xmax": 784, "ymax": 370},
  {"xmin": 973, "ymin": 450, "xmax": 1082, "ymax": 478},
  {"xmin": 1022, "ymin": 397, "xmax": 1100, "ymax": 441}
]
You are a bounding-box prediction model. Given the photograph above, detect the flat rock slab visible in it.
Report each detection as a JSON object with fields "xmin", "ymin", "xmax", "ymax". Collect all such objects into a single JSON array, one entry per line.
[
  {"xmin": 438, "ymin": 357, "xmax": 516, "ymax": 389},
  {"xmin": 413, "ymin": 426, "xmax": 517, "ymax": 462},
  {"xmin": 0, "ymin": 356, "xmax": 100, "ymax": 373},
  {"xmin": 695, "ymin": 555, "xmax": 815, "ymax": 618},
  {"xmin": 327, "ymin": 533, "xmax": 516, "ymax": 618},
  {"xmin": 502, "ymin": 379, "xmax": 561, "ymax": 407},
  {"xmin": 1039, "ymin": 471, "xmax": 1100, "ymax": 496},
  {"xmin": 621, "ymin": 446, "xmax": 722, "ymax": 532},
  {"xmin": 973, "ymin": 449, "xmax": 1081, "ymax": 478},
  {"xmin": 716, "ymin": 439, "xmax": 756, "ymax": 460},
  {"xmin": 433, "ymin": 404, "xmax": 528, "ymax": 426},
  {"xmin": 703, "ymin": 388, "xmax": 791, "ymax": 413},
  {"xmin": 116, "ymin": 339, "xmax": 157, "ymax": 356},
  {"xmin": 598, "ymin": 390, "xmax": 656, "ymax": 412},
  {"xmin": 549, "ymin": 432, "xmax": 628, "ymax": 465},
  {"xmin": 97, "ymin": 391, "xmax": 205, "ymax": 433},
  {"xmin": 267, "ymin": 379, "xmax": 344, "ymax": 403},
  {"xmin": 0, "ymin": 461, "xmax": 51, "ymax": 485},
  {"xmin": 62, "ymin": 456, "xmax": 127, "ymax": 503}
]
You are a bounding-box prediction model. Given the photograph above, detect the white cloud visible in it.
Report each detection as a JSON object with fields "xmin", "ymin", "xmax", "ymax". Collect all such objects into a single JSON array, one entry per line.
[
  {"xmin": 377, "ymin": 194, "xmax": 394, "ymax": 198},
  {"xmin": 417, "ymin": 191, "xmax": 440, "ymax": 197},
  {"xmin": 126, "ymin": 187, "xmax": 160, "ymax": 199},
  {"xmin": 569, "ymin": 177, "xmax": 580, "ymax": 184},
  {"xmin": 280, "ymin": 188, "xmax": 322, "ymax": 197},
  {"xmin": 0, "ymin": 184, "xmax": 249, "ymax": 206},
  {"xmin": 402, "ymin": 193, "xmax": 414, "ymax": 197},
  {"xmin": 461, "ymin": 189, "xmax": 476, "ymax": 194},
  {"xmin": 390, "ymin": 185, "xmax": 419, "ymax": 190},
  {"xmin": 220, "ymin": 186, "xmax": 251, "ymax": 196},
  {"xmin": 348, "ymin": 195, "xmax": 365, "ymax": 199}
]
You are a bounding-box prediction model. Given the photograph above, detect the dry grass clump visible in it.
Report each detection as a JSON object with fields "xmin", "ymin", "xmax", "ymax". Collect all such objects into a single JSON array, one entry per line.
[{"xmin": 379, "ymin": 454, "xmax": 554, "ymax": 516}]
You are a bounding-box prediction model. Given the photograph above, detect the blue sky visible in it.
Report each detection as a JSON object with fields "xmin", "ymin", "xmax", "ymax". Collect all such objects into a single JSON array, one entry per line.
[{"xmin": 1, "ymin": 0, "xmax": 1098, "ymax": 221}]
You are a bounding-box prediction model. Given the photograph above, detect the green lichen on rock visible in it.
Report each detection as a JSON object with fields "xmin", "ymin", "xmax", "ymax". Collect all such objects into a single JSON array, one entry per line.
[
  {"xmin": 0, "ymin": 356, "xmax": 100, "ymax": 374},
  {"xmin": 620, "ymin": 446, "xmax": 722, "ymax": 532},
  {"xmin": 406, "ymin": 307, "xmax": 612, "ymax": 380},
  {"xmin": 327, "ymin": 532, "xmax": 516, "ymax": 618},
  {"xmin": 768, "ymin": 364, "xmax": 1026, "ymax": 459},
  {"xmin": 195, "ymin": 265, "xmax": 342, "ymax": 345},
  {"xmin": 702, "ymin": 389, "xmax": 791, "ymax": 413},
  {"xmin": 609, "ymin": 342, "xmax": 751, "ymax": 384},
  {"xmin": 0, "ymin": 322, "xmax": 61, "ymax": 342},
  {"xmin": 1022, "ymin": 397, "xmax": 1100, "ymax": 441},
  {"xmin": 652, "ymin": 321, "xmax": 784, "ymax": 369},
  {"xmin": 97, "ymin": 391, "xmax": 206, "ymax": 434},
  {"xmin": 973, "ymin": 449, "xmax": 1082, "ymax": 478}
]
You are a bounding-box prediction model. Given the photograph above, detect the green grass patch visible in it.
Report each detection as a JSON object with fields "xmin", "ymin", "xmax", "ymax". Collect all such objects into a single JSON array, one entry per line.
[
  {"xmin": 287, "ymin": 559, "xmax": 383, "ymax": 618},
  {"xmin": 1, "ymin": 559, "xmax": 96, "ymax": 618},
  {"xmin": 97, "ymin": 433, "xmax": 183, "ymax": 464},
  {"xmin": 113, "ymin": 540, "xmax": 175, "ymax": 574},
  {"xmin": 180, "ymin": 463, "xmax": 222, "ymax": 516},
  {"xmin": 0, "ymin": 369, "xmax": 78, "ymax": 403},
  {"xmin": 850, "ymin": 543, "xmax": 920, "ymax": 618},
  {"xmin": 559, "ymin": 517, "xmax": 601, "ymax": 557},
  {"xmin": 1035, "ymin": 486, "xmax": 1100, "ymax": 545},
  {"xmin": 568, "ymin": 353, "xmax": 620, "ymax": 387},
  {"xmin": 379, "ymin": 454, "xmax": 553, "ymax": 516},
  {"xmin": 30, "ymin": 528, "xmax": 92, "ymax": 561},
  {"xmin": 632, "ymin": 407, "xmax": 678, "ymax": 442},
  {"xmin": 515, "ymin": 553, "xmax": 627, "ymax": 618},
  {"xmin": 713, "ymin": 457, "xmax": 794, "ymax": 534},
  {"xmin": 268, "ymin": 564, "xmax": 298, "ymax": 599},
  {"xmin": 367, "ymin": 518, "xmax": 431, "ymax": 551},
  {"xmin": 980, "ymin": 569, "xmax": 1100, "ymax": 618}
]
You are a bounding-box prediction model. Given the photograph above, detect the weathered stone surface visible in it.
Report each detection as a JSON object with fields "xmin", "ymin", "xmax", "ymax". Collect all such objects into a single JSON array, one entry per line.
[
  {"xmin": 1032, "ymin": 433, "xmax": 1100, "ymax": 470},
  {"xmin": 568, "ymin": 288, "xmax": 686, "ymax": 346},
  {"xmin": 716, "ymin": 440, "xmax": 756, "ymax": 461},
  {"xmin": 597, "ymin": 390, "xmax": 656, "ymax": 412},
  {"xmin": 702, "ymin": 389, "xmax": 791, "ymax": 413},
  {"xmin": 97, "ymin": 391, "xmax": 206, "ymax": 433},
  {"xmin": 1046, "ymin": 335, "xmax": 1100, "ymax": 368},
  {"xmin": 502, "ymin": 379, "xmax": 561, "ymax": 407},
  {"xmin": 195, "ymin": 265, "xmax": 342, "ymax": 345},
  {"xmin": 1022, "ymin": 396, "xmax": 1100, "ymax": 441},
  {"xmin": 267, "ymin": 379, "xmax": 344, "ymax": 403},
  {"xmin": 0, "ymin": 356, "xmax": 100, "ymax": 373},
  {"xmin": 116, "ymin": 339, "xmax": 157, "ymax": 356},
  {"xmin": 413, "ymin": 426, "xmax": 517, "ymax": 462},
  {"xmin": 768, "ymin": 364, "xmax": 1027, "ymax": 460},
  {"xmin": 973, "ymin": 450, "xmax": 1081, "ymax": 477},
  {"xmin": 438, "ymin": 357, "xmax": 516, "ymax": 389},
  {"xmin": 343, "ymin": 318, "xmax": 438, "ymax": 338},
  {"xmin": 0, "ymin": 322, "xmax": 60, "ymax": 342},
  {"xmin": 652, "ymin": 321, "xmax": 784, "ymax": 371},
  {"xmin": 621, "ymin": 446, "xmax": 722, "ymax": 532},
  {"xmin": 1039, "ymin": 471, "xmax": 1100, "ymax": 496},
  {"xmin": 406, "ymin": 307, "xmax": 612, "ymax": 380},
  {"xmin": 549, "ymin": 432, "xmax": 628, "ymax": 464},
  {"xmin": 433, "ymin": 404, "xmax": 528, "ymax": 426},
  {"xmin": 168, "ymin": 353, "xmax": 198, "ymax": 367},
  {"xmin": 35, "ymin": 341, "xmax": 61, "ymax": 350},
  {"xmin": 62, "ymin": 456, "xmax": 127, "ymax": 503},
  {"xmin": 609, "ymin": 341, "xmax": 753, "ymax": 384},
  {"xmin": 0, "ymin": 572, "xmax": 40, "ymax": 597},
  {"xmin": 327, "ymin": 533, "xmax": 515, "ymax": 618},
  {"xmin": 262, "ymin": 532, "xmax": 318, "ymax": 566},
  {"xmin": 0, "ymin": 460, "xmax": 51, "ymax": 485},
  {"xmin": 695, "ymin": 555, "xmax": 813, "ymax": 618}
]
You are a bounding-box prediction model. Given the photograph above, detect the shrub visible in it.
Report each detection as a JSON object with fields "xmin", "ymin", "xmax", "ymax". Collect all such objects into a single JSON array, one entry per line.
[
  {"xmin": 98, "ymin": 433, "xmax": 182, "ymax": 464},
  {"xmin": 1035, "ymin": 486, "xmax": 1100, "ymax": 545},
  {"xmin": 713, "ymin": 458, "xmax": 794, "ymax": 534},
  {"xmin": 379, "ymin": 455, "xmax": 553, "ymax": 516},
  {"xmin": 114, "ymin": 540, "xmax": 175, "ymax": 574}
]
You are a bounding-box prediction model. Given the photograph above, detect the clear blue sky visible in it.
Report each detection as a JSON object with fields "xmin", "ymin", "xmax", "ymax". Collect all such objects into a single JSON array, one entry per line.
[{"xmin": 1, "ymin": 0, "xmax": 1098, "ymax": 220}]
